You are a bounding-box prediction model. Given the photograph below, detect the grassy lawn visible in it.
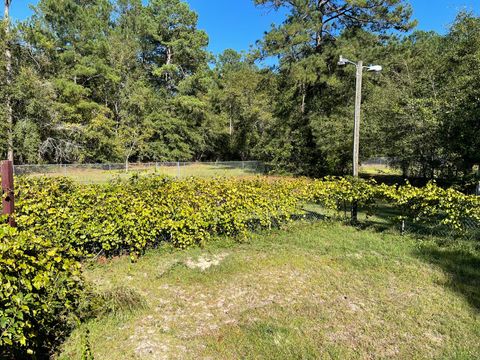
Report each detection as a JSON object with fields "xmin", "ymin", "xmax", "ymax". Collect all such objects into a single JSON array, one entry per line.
[
  {"xmin": 58, "ymin": 221, "xmax": 480, "ymax": 359},
  {"xmin": 359, "ymin": 164, "xmax": 401, "ymax": 177},
  {"xmin": 21, "ymin": 163, "xmax": 265, "ymax": 184},
  {"xmin": 21, "ymin": 162, "xmax": 400, "ymax": 184}
]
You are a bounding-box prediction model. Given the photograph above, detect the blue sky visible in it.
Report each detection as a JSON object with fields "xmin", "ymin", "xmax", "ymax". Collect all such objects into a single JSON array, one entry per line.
[{"xmin": 10, "ymin": 0, "xmax": 480, "ymax": 57}]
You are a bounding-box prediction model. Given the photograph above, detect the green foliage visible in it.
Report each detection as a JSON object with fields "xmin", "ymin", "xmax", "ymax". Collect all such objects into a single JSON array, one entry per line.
[
  {"xmin": 251, "ymin": 0, "xmax": 415, "ymax": 176},
  {"xmin": 1, "ymin": 0, "xmax": 478, "ymax": 188},
  {"xmin": 5, "ymin": 0, "xmax": 218, "ymax": 164},
  {"xmin": 0, "ymin": 225, "xmax": 84, "ymax": 358},
  {"xmin": 307, "ymin": 177, "xmax": 480, "ymax": 232},
  {"xmin": 81, "ymin": 330, "xmax": 94, "ymax": 360},
  {"xmin": 145, "ymin": 0, "xmax": 209, "ymax": 89},
  {"xmin": 14, "ymin": 176, "xmax": 303, "ymax": 255},
  {"xmin": 379, "ymin": 181, "xmax": 480, "ymax": 231},
  {"xmin": 441, "ymin": 12, "xmax": 480, "ymax": 172},
  {"xmin": 13, "ymin": 175, "xmax": 480, "ymax": 260},
  {"xmin": 210, "ymin": 49, "xmax": 276, "ymax": 160}
]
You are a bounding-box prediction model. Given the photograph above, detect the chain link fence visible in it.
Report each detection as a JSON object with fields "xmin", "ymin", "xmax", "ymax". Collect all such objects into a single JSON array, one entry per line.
[
  {"xmin": 361, "ymin": 157, "xmax": 391, "ymax": 166},
  {"xmin": 399, "ymin": 217, "xmax": 480, "ymax": 240},
  {"xmin": 326, "ymin": 199, "xmax": 480, "ymax": 241},
  {"xmin": 13, "ymin": 161, "xmax": 270, "ymax": 184}
]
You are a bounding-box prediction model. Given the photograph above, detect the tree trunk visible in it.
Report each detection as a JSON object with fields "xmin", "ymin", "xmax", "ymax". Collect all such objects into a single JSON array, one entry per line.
[
  {"xmin": 300, "ymin": 84, "xmax": 306, "ymax": 114},
  {"xmin": 229, "ymin": 103, "xmax": 233, "ymax": 136},
  {"xmin": 166, "ymin": 47, "xmax": 172, "ymax": 65},
  {"xmin": 4, "ymin": 0, "xmax": 13, "ymax": 162},
  {"xmin": 165, "ymin": 46, "xmax": 172, "ymax": 84}
]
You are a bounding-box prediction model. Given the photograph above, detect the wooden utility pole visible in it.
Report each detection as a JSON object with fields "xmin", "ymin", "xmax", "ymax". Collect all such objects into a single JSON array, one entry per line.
[
  {"xmin": 4, "ymin": 0, "xmax": 13, "ymax": 162},
  {"xmin": 1, "ymin": 160, "xmax": 15, "ymax": 227},
  {"xmin": 351, "ymin": 61, "xmax": 363, "ymax": 224},
  {"xmin": 353, "ymin": 60, "xmax": 363, "ymax": 178},
  {"xmin": 338, "ymin": 56, "xmax": 382, "ymax": 224}
]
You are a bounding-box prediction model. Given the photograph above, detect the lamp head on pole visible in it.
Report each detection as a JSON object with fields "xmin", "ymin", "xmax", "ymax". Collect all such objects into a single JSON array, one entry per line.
[
  {"xmin": 338, "ymin": 55, "xmax": 347, "ymax": 66},
  {"xmin": 366, "ymin": 64, "xmax": 382, "ymax": 72}
]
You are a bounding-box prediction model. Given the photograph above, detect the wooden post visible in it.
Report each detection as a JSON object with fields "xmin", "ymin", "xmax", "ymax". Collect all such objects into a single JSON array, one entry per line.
[
  {"xmin": 353, "ymin": 60, "xmax": 363, "ymax": 178},
  {"xmin": 1, "ymin": 160, "xmax": 15, "ymax": 227},
  {"xmin": 351, "ymin": 61, "xmax": 363, "ymax": 224}
]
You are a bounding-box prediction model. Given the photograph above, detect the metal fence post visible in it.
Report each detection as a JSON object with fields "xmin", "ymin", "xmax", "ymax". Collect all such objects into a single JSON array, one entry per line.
[
  {"xmin": 1, "ymin": 160, "xmax": 15, "ymax": 227},
  {"xmin": 177, "ymin": 161, "xmax": 180, "ymax": 178},
  {"xmin": 476, "ymin": 181, "xmax": 480, "ymax": 196}
]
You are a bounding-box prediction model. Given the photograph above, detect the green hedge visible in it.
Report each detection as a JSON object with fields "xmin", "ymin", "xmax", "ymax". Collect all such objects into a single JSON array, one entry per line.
[
  {"xmin": 0, "ymin": 225, "xmax": 84, "ymax": 358},
  {"xmin": 15, "ymin": 176, "xmax": 302, "ymax": 255},
  {"xmin": 305, "ymin": 177, "xmax": 480, "ymax": 232},
  {"xmin": 14, "ymin": 176, "xmax": 480, "ymax": 258}
]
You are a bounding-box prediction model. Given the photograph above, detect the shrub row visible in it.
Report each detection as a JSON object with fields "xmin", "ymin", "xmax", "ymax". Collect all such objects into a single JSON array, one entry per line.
[
  {"xmin": 15, "ymin": 176, "xmax": 303, "ymax": 255},
  {"xmin": 305, "ymin": 177, "xmax": 480, "ymax": 231},
  {"xmin": 14, "ymin": 175, "xmax": 480, "ymax": 256}
]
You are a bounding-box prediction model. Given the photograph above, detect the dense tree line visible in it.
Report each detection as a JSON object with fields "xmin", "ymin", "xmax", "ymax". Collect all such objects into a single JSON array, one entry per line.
[{"xmin": 0, "ymin": 0, "xmax": 479, "ymax": 181}]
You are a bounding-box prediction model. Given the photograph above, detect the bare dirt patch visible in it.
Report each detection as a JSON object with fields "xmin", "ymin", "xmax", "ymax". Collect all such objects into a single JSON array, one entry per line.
[{"xmin": 184, "ymin": 253, "xmax": 229, "ymax": 271}]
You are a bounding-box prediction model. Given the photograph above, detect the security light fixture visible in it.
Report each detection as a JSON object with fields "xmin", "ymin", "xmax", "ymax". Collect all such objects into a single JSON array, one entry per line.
[
  {"xmin": 338, "ymin": 56, "xmax": 382, "ymax": 73},
  {"xmin": 367, "ymin": 65, "xmax": 383, "ymax": 72},
  {"xmin": 338, "ymin": 55, "xmax": 356, "ymax": 66}
]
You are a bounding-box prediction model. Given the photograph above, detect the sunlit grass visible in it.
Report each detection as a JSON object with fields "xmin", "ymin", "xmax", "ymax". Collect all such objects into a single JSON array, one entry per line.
[
  {"xmin": 58, "ymin": 221, "xmax": 480, "ymax": 359},
  {"xmin": 22, "ymin": 162, "xmax": 400, "ymax": 184},
  {"xmin": 360, "ymin": 164, "xmax": 401, "ymax": 176},
  {"xmin": 24, "ymin": 163, "xmax": 265, "ymax": 184}
]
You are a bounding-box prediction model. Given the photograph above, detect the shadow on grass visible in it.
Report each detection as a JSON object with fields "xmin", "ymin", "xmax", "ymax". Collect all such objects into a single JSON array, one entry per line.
[
  {"xmin": 360, "ymin": 173, "xmax": 461, "ymax": 188},
  {"xmin": 415, "ymin": 244, "xmax": 480, "ymax": 312},
  {"xmin": 358, "ymin": 203, "xmax": 401, "ymax": 232},
  {"xmin": 203, "ymin": 162, "xmax": 270, "ymax": 176},
  {"xmin": 293, "ymin": 209, "xmax": 329, "ymax": 222},
  {"xmin": 309, "ymin": 202, "xmax": 480, "ymax": 312},
  {"xmin": 361, "ymin": 203, "xmax": 480, "ymax": 240},
  {"xmin": 363, "ymin": 203, "xmax": 480, "ymax": 311}
]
